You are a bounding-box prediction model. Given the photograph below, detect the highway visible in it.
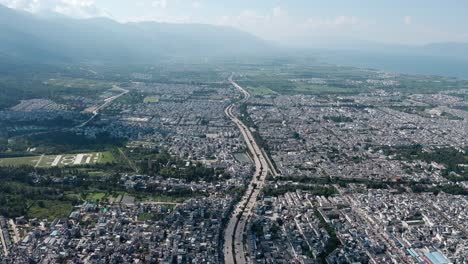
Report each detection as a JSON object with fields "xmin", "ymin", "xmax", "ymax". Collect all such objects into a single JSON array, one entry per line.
[
  {"xmin": 0, "ymin": 217, "xmax": 9, "ymax": 256},
  {"xmin": 8, "ymin": 219, "xmax": 19, "ymax": 244},
  {"xmin": 223, "ymin": 76, "xmax": 273, "ymax": 264}
]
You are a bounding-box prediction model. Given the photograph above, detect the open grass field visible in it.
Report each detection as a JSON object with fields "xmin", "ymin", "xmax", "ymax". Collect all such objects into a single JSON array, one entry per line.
[
  {"xmin": 28, "ymin": 200, "xmax": 73, "ymax": 220},
  {"xmin": 86, "ymin": 192, "xmax": 107, "ymax": 202},
  {"xmin": 0, "ymin": 156, "xmax": 38, "ymax": 166},
  {"xmin": 247, "ymin": 86, "xmax": 277, "ymax": 96},
  {"xmin": 295, "ymin": 84, "xmax": 368, "ymax": 94},
  {"xmin": 246, "ymin": 82, "xmax": 365, "ymax": 96},
  {"xmin": 240, "ymin": 77, "xmax": 369, "ymax": 96},
  {"xmin": 138, "ymin": 212, "xmax": 155, "ymax": 221},
  {"xmin": 144, "ymin": 95, "xmax": 160, "ymax": 103},
  {"xmin": 46, "ymin": 78, "xmax": 116, "ymax": 90},
  {"xmin": 0, "ymin": 151, "xmax": 114, "ymax": 168}
]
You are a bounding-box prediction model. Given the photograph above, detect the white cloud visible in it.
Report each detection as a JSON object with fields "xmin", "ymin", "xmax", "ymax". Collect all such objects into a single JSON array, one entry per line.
[
  {"xmin": 218, "ymin": 7, "xmax": 364, "ymax": 47},
  {"xmin": 191, "ymin": 1, "xmax": 200, "ymax": 8},
  {"xmin": 218, "ymin": 7, "xmax": 287, "ymax": 31},
  {"xmin": 0, "ymin": 0, "xmax": 41, "ymax": 12},
  {"xmin": 124, "ymin": 14, "xmax": 192, "ymax": 24},
  {"xmin": 335, "ymin": 15, "xmax": 359, "ymax": 26},
  {"xmin": 404, "ymin": 15, "xmax": 412, "ymax": 25},
  {"xmin": 0, "ymin": 0, "xmax": 108, "ymax": 18},
  {"xmin": 272, "ymin": 6, "xmax": 285, "ymax": 18},
  {"xmin": 305, "ymin": 16, "xmax": 360, "ymax": 29},
  {"xmin": 151, "ymin": 0, "xmax": 167, "ymax": 9}
]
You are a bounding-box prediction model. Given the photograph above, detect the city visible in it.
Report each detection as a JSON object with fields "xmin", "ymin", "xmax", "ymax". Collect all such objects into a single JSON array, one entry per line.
[
  {"xmin": 1, "ymin": 1, "xmax": 468, "ymax": 263},
  {"xmin": 0, "ymin": 62, "xmax": 467, "ymax": 263}
]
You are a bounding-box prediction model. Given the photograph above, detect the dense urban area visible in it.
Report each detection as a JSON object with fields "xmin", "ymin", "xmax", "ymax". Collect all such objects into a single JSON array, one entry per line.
[{"xmin": 0, "ymin": 61, "xmax": 467, "ymax": 264}]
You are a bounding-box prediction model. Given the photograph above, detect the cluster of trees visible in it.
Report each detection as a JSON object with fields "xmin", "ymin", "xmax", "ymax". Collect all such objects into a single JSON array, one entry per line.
[
  {"xmin": 191, "ymin": 89, "xmax": 217, "ymax": 96},
  {"xmin": 112, "ymin": 91, "xmax": 145, "ymax": 105},
  {"xmin": 323, "ymin": 115, "xmax": 353, "ymax": 123},
  {"xmin": 0, "ymin": 166, "xmax": 70, "ymax": 217},
  {"xmin": 440, "ymin": 111, "xmax": 464, "ymax": 121},
  {"xmin": 0, "ymin": 181, "xmax": 80, "ymax": 217},
  {"xmin": 0, "ymin": 165, "xmax": 124, "ymax": 218},
  {"xmin": 411, "ymin": 183, "xmax": 467, "ymax": 195},
  {"xmin": 0, "ymin": 75, "xmax": 109, "ymax": 110},
  {"xmin": 0, "ymin": 145, "xmax": 221, "ymax": 218},
  {"xmin": 314, "ymin": 209, "xmax": 341, "ymax": 263},
  {"xmin": 159, "ymin": 164, "xmax": 223, "ymax": 182},
  {"xmin": 239, "ymin": 103, "xmax": 280, "ymax": 172},
  {"xmin": 382, "ymin": 144, "xmax": 468, "ymax": 182},
  {"xmin": 292, "ymin": 132, "xmax": 302, "ymax": 140},
  {"xmin": 28, "ymin": 131, "xmax": 126, "ymax": 154},
  {"xmin": 250, "ymin": 219, "xmax": 281, "ymax": 240},
  {"xmin": 389, "ymin": 106, "xmax": 429, "ymax": 115},
  {"xmin": 2, "ymin": 116, "xmax": 80, "ymax": 128},
  {"xmin": 238, "ymin": 79, "xmax": 295, "ymax": 95},
  {"xmin": 134, "ymin": 150, "xmax": 225, "ymax": 182},
  {"xmin": 0, "ymin": 137, "xmax": 9, "ymax": 153}
]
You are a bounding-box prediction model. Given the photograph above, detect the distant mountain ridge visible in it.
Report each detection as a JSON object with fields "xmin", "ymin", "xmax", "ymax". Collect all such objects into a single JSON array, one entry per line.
[
  {"xmin": 1, "ymin": 4, "xmax": 467, "ymax": 65},
  {"xmin": 0, "ymin": 4, "xmax": 274, "ymax": 63}
]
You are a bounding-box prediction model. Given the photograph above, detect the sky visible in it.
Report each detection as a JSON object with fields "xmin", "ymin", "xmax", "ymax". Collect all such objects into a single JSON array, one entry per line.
[{"xmin": 1, "ymin": 0, "xmax": 468, "ymax": 47}]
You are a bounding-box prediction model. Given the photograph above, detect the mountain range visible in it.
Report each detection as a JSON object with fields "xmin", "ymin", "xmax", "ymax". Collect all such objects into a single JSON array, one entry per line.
[
  {"xmin": 0, "ymin": 4, "xmax": 273, "ymax": 63},
  {"xmin": 1, "ymin": 3, "xmax": 468, "ymax": 65}
]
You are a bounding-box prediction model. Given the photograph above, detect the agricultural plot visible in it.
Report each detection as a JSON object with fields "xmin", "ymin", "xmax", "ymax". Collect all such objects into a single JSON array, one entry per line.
[{"xmin": 0, "ymin": 152, "xmax": 113, "ymax": 168}]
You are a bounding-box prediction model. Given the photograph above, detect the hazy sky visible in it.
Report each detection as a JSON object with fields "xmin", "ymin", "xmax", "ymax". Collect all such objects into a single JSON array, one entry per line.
[{"xmin": 2, "ymin": 0, "xmax": 468, "ymax": 47}]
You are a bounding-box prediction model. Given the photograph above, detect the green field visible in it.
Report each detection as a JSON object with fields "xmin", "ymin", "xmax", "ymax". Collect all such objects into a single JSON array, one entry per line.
[
  {"xmin": 144, "ymin": 95, "xmax": 160, "ymax": 103},
  {"xmin": 240, "ymin": 78, "xmax": 368, "ymax": 96},
  {"xmin": 86, "ymin": 192, "xmax": 107, "ymax": 202},
  {"xmin": 0, "ymin": 151, "xmax": 114, "ymax": 168},
  {"xmin": 0, "ymin": 156, "xmax": 39, "ymax": 166},
  {"xmin": 46, "ymin": 78, "xmax": 116, "ymax": 90},
  {"xmin": 247, "ymin": 86, "xmax": 277, "ymax": 96},
  {"xmin": 100, "ymin": 152, "xmax": 115, "ymax": 163},
  {"xmin": 295, "ymin": 84, "xmax": 368, "ymax": 94},
  {"xmin": 138, "ymin": 212, "xmax": 155, "ymax": 221},
  {"xmin": 28, "ymin": 200, "xmax": 73, "ymax": 220},
  {"xmin": 87, "ymin": 171, "xmax": 107, "ymax": 177}
]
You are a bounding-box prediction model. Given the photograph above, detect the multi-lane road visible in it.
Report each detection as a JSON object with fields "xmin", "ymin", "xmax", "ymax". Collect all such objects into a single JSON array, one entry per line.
[{"xmin": 223, "ymin": 76, "xmax": 276, "ymax": 264}]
